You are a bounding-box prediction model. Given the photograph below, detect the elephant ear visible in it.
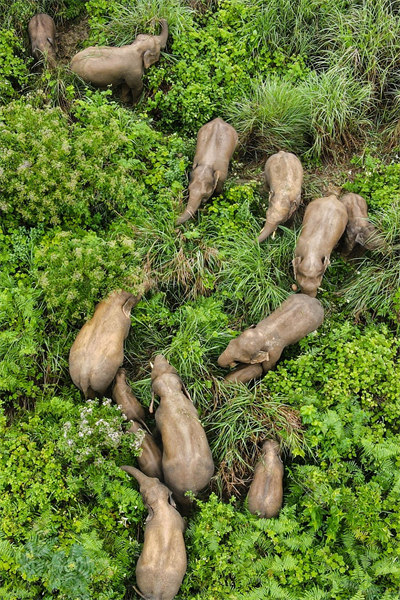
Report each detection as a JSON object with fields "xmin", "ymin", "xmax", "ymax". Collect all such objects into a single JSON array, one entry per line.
[
  {"xmin": 143, "ymin": 49, "xmax": 158, "ymax": 69},
  {"xmin": 249, "ymin": 349, "xmax": 270, "ymax": 364}
]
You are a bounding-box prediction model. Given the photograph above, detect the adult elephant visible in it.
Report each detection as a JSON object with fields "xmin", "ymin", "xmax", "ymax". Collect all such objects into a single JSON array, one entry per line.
[{"xmin": 70, "ymin": 19, "xmax": 168, "ymax": 103}]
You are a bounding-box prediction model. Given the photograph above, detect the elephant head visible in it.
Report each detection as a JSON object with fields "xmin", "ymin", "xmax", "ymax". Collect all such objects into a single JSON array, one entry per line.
[
  {"xmin": 121, "ymin": 465, "xmax": 174, "ymax": 510},
  {"xmin": 292, "ymin": 254, "xmax": 329, "ymax": 298},
  {"xmin": 217, "ymin": 327, "xmax": 271, "ymax": 369},
  {"xmin": 150, "ymin": 355, "xmax": 183, "ymax": 407},
  {"xmin": 133, "ymin": 19, "xmax": 168, "ymax": 69},
  {"xmin": 176, "ymin": 165, "xmax": 220, "ymax": 224}
]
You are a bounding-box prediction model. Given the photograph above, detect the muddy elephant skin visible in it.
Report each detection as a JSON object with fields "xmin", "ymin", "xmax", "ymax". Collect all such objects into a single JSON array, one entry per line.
[
  {"xmin": 258, "ymin": 151, "xmax": 303, "ymax": 243},
  {"xmin": 151, "ymin": 356, "xmax": 214, "ymax": 504},
  {"xmin": 70, "ymin": 20, "xmax": 168, "ymax": 103},
  {"xmin": 247, "ymin": 440, "xmax": 284, "ymax": 518},
  {"xmin": 218, "ymin": 294, "xmax": 324, "ymax": 383},
  {"xmin": 69, "ymin": 290, "xmax": 140, "ymax": 398},
  {"xmin": 293, "ymin": 195, "xmax": 348, "ymax": 297},
  {"xmin": 339, "ymin": 193, "xmax": 382, "ymax": 257},
  {"xmin": 121, "ymin": 466, "xmax": 187, "ymax": 600},
  {"xmin": 28, "ymin": 13, "xmax": 56, "ymax": 67},
  {"xmin": 176, "ymin": 118, "xmax": 238, "ymax": 224}
]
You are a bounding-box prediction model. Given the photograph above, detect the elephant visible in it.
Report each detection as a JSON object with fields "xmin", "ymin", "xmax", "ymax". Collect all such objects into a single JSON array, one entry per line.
[
  {"xmin": 28, "ymin": 13, "xmax": 56, "ymax": 68},
  {"xmin": 127, "ymin": 422, "xmax": 163, "ymax": 481},
  {"xmin": 293, "ymin": 195, "xmax": 348, "ymax": 297},
  {"xmin": 218, "ymin": 294, "xmax": 324, "ymax": 384},
  {"xmin": 70, "ymin": 19, "xmax": 168, "ymax": 103},
  {"xmin": 258, "ymin": 151, "xmax": 303, "ymax": 243},
  {"xmin": 247, "ymin": 440, "xmax": 284, "ymax": 518},
  {"xmin": 121, "ymin": 466, "xmax": 187, "ymax": 600},
  {"xmin": 176, "ymin": 118, "xmax": 238, "ymax": 224},
  {"xmin": 69, "ymin": 290, "xmax": 142, "ymax": 398},
  {"xmin": 151, "ymin": 355, "xmax": 214, "ymax": 505},
  {"xmin": 113, "ymin": 369, "xmax": 163, "ymax": 479},
  {"xmin": 339, "ymin": 193, "xmax": 382, "ymax": 257}
]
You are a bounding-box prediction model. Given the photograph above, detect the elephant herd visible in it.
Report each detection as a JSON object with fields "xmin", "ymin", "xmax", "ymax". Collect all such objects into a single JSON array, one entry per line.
[{"xmin": 28, "ymin": 12, "xmax": 382, "ymax": 600}]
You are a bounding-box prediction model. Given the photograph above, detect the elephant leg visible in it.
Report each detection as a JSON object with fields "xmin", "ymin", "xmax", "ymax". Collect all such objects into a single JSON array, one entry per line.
[
  {"xmin": 120, "ymin": 83, "xmax": 132, "ymax": 104},
  {"xmin": 215, "ymin": 177, "xmax": 226, "ymax": 196},
  {"xmin": 124, "ymin": 75, "xmax": 143, "ymax": 105}
]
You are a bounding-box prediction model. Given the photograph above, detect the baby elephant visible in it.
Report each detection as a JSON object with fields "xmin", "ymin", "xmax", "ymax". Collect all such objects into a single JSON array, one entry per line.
[
  {"xmin": 247, "ymin": 440, "xmax": 284, "ymax": 518},
  {"xmin": 293, "ymin": 195, "xmax": 348, "ymax": 297},
  {"xmin": 339, "ymin": 193, "xmax": 382, "ymax": 257},
  {"xmin": 28, "ymin": 13, "xmax": 56, "ymax": 68},
  {"xmin": 258, "ymin": 151, "xmax": 303, "ymax": 243},
  {"xmin": 113, "ymin": 369, "xmax": 163, "ymax": 479},
  {"xmin": 70, "ymin": 20, "xmax": 168, "ymax": 103},
  {"xmin": 151, "ymin": 355, "xmax": 214, "ymax": 505},
  {"xmin": 69, "ymin": 290, "xmax": 141, "ymax": 398},
  {"xmin": 176, "ymin": 118, "xmax": 238, "ymax": 224},
  {"xmin": 218, "ymin": 294, "xmax": 324, "ymax": 384},
  {"xmin": 121, "ymin": 466, "xmax": 186, "ymax": 600},
  {"xmin": 127, "ymin": 422, "xmax": 163, "ymax": 481}
]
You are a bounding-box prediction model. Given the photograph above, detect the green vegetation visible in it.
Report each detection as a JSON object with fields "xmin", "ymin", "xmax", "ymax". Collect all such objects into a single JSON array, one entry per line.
[{"xmin": 1, "ymin": 0, "xmax": 400, "ymax": 598}]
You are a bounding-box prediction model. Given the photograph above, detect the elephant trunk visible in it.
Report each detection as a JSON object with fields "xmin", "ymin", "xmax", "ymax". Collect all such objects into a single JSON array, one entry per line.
[
  {"xmin": 217, "ymin": 350, "xmax": 230, "ymax": 368},
  {"xmin": 121, "ymin": 465, "xmax": 149, "ymax": 487},
  {"xmin": 157, "ymin": 19, "xmax": 168, "ymax": 49},
  {"xmin": 176, "ymin": 195, "xmax": 202, "ymax": 225},
  {"xmin": 257, "ymin": 220, "xmax": 278, "ymax": 243}
]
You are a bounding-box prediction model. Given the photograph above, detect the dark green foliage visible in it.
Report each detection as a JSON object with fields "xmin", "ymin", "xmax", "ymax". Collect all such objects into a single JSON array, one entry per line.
[
  {"xmin": 0, "ymin": 392, "xmax": 145, "ymax": 598},
  {"xmin": 0, "ymin": 273, "xmax": 44, "ymax": 403},
  {"xmin": 0, "ymin": 28, "xmax": 30, "ymax": 102}
]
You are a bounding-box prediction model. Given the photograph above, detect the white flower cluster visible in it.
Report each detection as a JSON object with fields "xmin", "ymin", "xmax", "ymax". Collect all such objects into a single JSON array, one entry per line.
[{"xmin": 61, "ymin": 398, "xmax": 125, "ymax": 460}]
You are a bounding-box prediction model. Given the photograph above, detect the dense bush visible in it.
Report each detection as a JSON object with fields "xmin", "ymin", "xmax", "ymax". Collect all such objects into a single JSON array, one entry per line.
[
  {"xmin": 0, "ymin": 393, "xmax": 145, "ymax": 599},
  {"xmin": 0, "ymin": 28, "xmax": 30, "ymax": 102},
  {"xmin": 0, "ymin": 94, "xmax": 189, "ymax": 229}
]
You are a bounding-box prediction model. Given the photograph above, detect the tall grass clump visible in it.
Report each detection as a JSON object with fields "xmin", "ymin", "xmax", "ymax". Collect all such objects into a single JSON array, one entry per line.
[
  {"xmin": 86, "ymin": 0, "xmax": 193, "ymax": 46},
  {"xmin": 217, "ymin": 227, "xmax": 294, "ymax": 324},
  {"xmin": 226, "ymin": 77, "xmax": 311, "ymax": 154},
  {"xmin": 323, "ymin": 0, "xmax": 400, "ymax": 96},
  {"xmin": 339, "ymin": 203, "xmax": 400, "ymax": 322},
  {"xmin": 241, "ymin": 0, "xmax": 344, "ymax": 59},
  {"xmin": 304, "ymin": 66, "xmax": 374, "ymax": 157},
  {"xmin": 228, "ymin": 67, "xmax": 373, "ymax": 158},
  {"xmin": 205, "ymin": 382, "xmax": 304, "ymax": 496}
]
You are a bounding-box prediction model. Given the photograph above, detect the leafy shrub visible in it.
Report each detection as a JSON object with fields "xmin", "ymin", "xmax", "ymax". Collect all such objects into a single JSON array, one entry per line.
[
  {"xmin": 0, "ymin": 29, "xmax": 30, "ymax": 102},
  {"xmin": 181, "ymin": 492, "xmax": 400, "ymax": 599},
  {"xmin": 0, "ymin": 392, "xmax": 145, "ymax": 599},
  {"xmin": 0, "ymin": 273, "xmax": 44, "ymax": 403},
  {"xmin": 343, "ymin": 155, "xmax": 400, "ymax": 211},
  {"xmin": 0, "ymin": 94, "xmax": 188, "ymax": 229},
  {"xmin": 33, "ymin": 229, "xmax": 146, "ymax": 326}
]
